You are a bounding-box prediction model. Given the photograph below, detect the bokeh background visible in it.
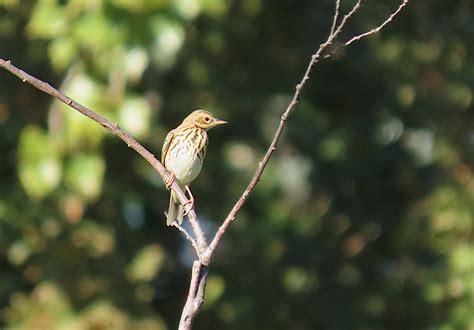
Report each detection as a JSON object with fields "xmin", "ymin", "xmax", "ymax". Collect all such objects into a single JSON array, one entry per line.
[{"xmin": 1, "ymin": 0, "xmax": 473, "ymax": 329}]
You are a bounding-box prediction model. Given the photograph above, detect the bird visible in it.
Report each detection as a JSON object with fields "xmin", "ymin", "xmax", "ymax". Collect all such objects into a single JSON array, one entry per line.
[{"xmin": 161, "ymin": 109, "xmax": 227, "ymax": 225}]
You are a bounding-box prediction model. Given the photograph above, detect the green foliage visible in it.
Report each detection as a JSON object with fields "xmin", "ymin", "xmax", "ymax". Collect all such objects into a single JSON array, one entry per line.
[
  {"xmin": 18, "ymin": 126, "xmax": 62, "ymax": 199},
  {"xmin": 0, "ymin": 0, "xmax": 473, "ymax": 329}
]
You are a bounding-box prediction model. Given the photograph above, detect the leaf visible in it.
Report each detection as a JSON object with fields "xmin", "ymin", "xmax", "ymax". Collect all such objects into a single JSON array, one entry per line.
[
  {"xmin": 18, "ymin": 126, "xmax": 62, "ymax": 199},
  {"xmin": 126, "ymin": 244, "xmax": 165, "ymax": 282},
  {"xmin": 65, "ymin": 153, "xmax": 105, "ymax": 201}
]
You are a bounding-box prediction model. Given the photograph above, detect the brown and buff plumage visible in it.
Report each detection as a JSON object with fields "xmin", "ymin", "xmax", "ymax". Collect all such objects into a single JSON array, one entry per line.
[{"xmin": 162, "ymin": 110, "xmax": 226, "ymax": 225}]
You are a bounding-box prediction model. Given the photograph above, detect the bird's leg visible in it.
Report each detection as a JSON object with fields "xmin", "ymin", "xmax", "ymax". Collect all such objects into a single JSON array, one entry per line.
[
  {"xmin": 182, "ymin": 185, "xmax": 195, "ymax": 216},
  {"xmin": 165, "ymin": 173, "xmax": 176, "ymax": 190}
]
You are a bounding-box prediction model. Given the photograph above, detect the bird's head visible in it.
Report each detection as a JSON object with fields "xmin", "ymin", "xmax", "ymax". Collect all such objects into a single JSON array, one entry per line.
[{"xmin": 183, "ymin": 109, "xmax": 227, "ymax": 130}]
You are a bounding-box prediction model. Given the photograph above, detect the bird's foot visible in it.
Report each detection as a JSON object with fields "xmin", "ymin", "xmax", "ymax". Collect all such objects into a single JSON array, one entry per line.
[
  {"xmin": 165, "ymin": 173, "xmax": 175, "ymax": 190},
  {"xmin": 183, "ymin": 185, "xmax": 195, "ymax": 216}
]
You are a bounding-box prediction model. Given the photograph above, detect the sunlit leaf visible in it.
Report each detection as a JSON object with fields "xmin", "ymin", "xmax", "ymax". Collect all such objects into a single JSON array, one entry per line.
[
  {"xmin": 65, "ymin": 153, "xmax": 105, "ymax": 201},
  {"xmin": 18, "ymin": 126, "xmax": 62, "ymax": 199},
  {"xmin": 118, "ymin": 96, "xmax": 151, "ymax": 138},
  {"xmin": 126, "ymin": 244, "xmax": 165, "ymax": 282},
  {"xmin": 26, "ymin": 1, "xmax": 67, "ymax": 38}
]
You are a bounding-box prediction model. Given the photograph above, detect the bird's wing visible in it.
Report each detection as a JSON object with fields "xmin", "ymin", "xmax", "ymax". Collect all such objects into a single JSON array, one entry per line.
[{"xmin": 161, "ymin": 128, "xmax": 176, "ymax": 165}]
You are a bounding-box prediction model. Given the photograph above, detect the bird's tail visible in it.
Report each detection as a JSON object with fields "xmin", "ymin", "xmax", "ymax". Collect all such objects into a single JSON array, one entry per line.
[{"xmin": 166, "ymin": 191, "xmax": 184, "ymax": 226}]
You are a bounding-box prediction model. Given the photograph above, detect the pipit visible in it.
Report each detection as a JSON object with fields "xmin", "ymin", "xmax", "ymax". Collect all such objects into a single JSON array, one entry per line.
[{"xmin": 161, "ymin": 109, "xmax": 227, "ymax": 225}]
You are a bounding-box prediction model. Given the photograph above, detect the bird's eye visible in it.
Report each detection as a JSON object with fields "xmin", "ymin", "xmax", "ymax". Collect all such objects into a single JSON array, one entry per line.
[{"xmin": 204, "ymin": 116, "xmax": 210, "ymax": 122}]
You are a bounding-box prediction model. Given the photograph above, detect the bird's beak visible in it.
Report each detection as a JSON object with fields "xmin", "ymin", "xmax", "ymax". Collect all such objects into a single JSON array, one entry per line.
[{"xmin": 213, "ymin": 118, "xmax": 227, "ymax": 126}]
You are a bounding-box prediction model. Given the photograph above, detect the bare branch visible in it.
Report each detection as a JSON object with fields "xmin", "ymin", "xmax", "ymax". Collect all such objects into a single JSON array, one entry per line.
[
  {"xmin": 202, "ymin": 0, "xmax": 409, "ymax": 265},
  {"xmin": 0, "ymin": 58, "xmax": 209, "ymax": 256},
  {"xmin": 329, "ymin": 0, "xmax": 341, "ymax": 37},
  {"xmin": 330, "ymin": 0, "xmax": 362, "ymax": 41},
  {"xmin": 171, "ymin": 221, "xmax": 200, "ymax": 254},
  {"xmin": 324, "ymin": 0, "xmax": 410, "ymax": 59},
  {"xmin": 178, "ymin": 261, "xmax": 208, "ymax": 330},
  {"xmin": 185, "ymin": 215, "xmax": 208, "ymax": 259},
  {"xmin": 343, "ymin": 0, "xmax": 409, "ymax": 47}
]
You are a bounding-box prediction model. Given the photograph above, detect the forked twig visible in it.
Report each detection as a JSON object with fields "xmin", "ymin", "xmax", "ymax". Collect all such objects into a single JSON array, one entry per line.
[{"xmin": 171, "ymin": 221, "xmax": 200, "ymax": 253}]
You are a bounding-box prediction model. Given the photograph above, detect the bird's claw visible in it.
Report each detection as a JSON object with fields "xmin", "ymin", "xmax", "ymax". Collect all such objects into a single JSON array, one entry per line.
[
  {"xmin": 183, "ymin": 185, "xmax": 195, "ymax": 216},
  {"xmin": 165, "ymin": 174, "xmax": 175, "ymax": 190},
  {"xmin": 182, "ymin": 199, "xmax": 194, "ymax": 216}
]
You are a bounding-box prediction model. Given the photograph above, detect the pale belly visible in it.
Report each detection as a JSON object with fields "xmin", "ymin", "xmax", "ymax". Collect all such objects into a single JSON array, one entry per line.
[{"xmin": 165, "ymin": 142, "xmax": 204, "ymax": 185}]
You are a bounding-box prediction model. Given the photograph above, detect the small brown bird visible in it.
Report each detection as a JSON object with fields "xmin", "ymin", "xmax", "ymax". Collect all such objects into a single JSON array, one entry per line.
[{"xmin": 162, "ymin": 110, "xmax": 227, "ymax": 225}]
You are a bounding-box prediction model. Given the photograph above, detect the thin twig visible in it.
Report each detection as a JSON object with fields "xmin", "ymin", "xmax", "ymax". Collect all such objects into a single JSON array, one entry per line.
[
  {"xmin": 0, "ymin": 58, "xmax": 209, "ymax": 257},
  {"xmin": 324, "ymin": 0, "xmax": 410, "ymax": 59},
  {"xmin": 331, "ymin": 0, "xmax": 363, "ymax": 40},
  {"xmin": 329, "ymin": 0, "xmax": 341, "ymax": 37},
  {"xmin": 344, "ymin": 0, "xmax": 409, "ymax": 47},
  {"xmin": 171, "ymin": 221, "xmax": 200, "ymax": 253}
]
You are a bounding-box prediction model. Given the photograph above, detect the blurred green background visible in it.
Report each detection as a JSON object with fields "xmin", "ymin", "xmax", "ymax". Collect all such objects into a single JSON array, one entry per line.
[{"xmin": 1, "ymin": 0, "xmax": 473, "ymax": 329}]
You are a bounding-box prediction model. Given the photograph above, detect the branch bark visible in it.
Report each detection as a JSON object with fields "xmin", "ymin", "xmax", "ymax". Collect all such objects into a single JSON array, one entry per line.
[
  {"xmin": 0, "ymin": 58, "xmax": 208, "ymax": 257},
  {"xmin": 178, "ymin": 261, "xmax": 208, "ymax": 330},
  {"xmin": 0, "ymin": 1, "xmax": 410, "ymax": 328}
]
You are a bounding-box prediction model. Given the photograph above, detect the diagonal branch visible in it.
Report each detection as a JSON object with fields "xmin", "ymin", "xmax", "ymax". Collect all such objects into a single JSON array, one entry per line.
[
  {"xmin": 342, "ymin": 0, "xmax": 409, "ymax": 47},
  {"xmin": 171, "ymin": 222, "xmax": 200, "ymax": 253},
  {"xmin": 0, "ymin": 58, "xmax": 209, "ymax": 257},
  {"xmin": 202, "ymin": 0, "xmax": 409, "ymax": 265}
]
